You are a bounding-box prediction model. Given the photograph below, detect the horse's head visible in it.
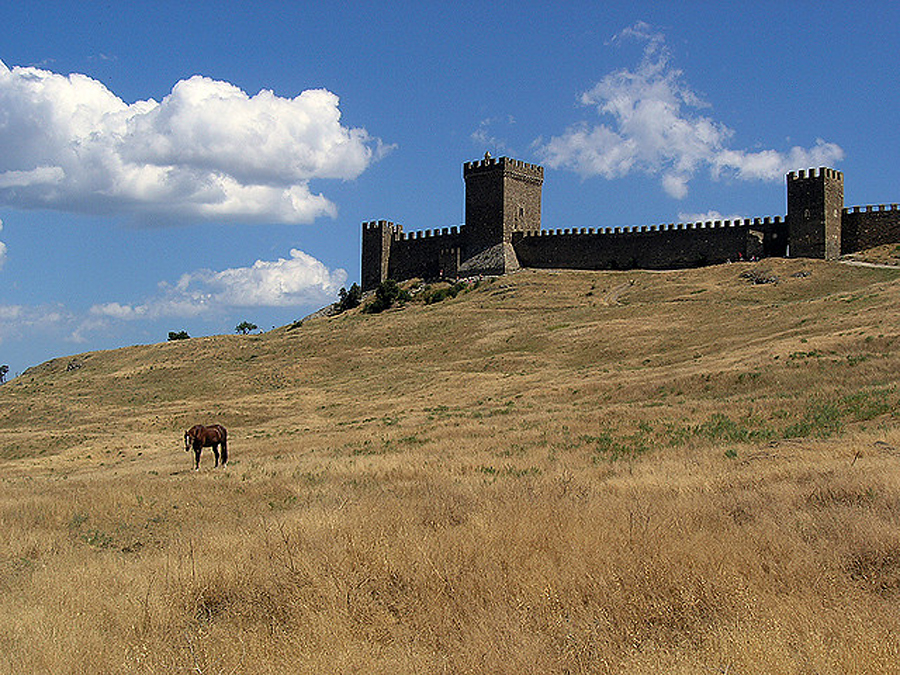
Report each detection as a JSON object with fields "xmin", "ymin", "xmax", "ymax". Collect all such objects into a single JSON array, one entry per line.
[{"xmin": 184, "ymin": 430, "xmax": 193, "ymax": 452}]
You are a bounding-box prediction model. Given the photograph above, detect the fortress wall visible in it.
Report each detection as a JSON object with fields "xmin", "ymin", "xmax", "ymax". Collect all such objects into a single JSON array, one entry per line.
[
  {"xmin": 513, "ymin": 219, "xmax": 785, "ymax": 270},
  {"xmin": 841, "ymin": 205, "xmax": 900, "ymax": 253},
  {"xmin": 387, "ymin": 227, "xmax": 464, "ymax": 281},
  {"xmin": 364, "ymin": 157, "xmax": 900, "ymax": 288}
]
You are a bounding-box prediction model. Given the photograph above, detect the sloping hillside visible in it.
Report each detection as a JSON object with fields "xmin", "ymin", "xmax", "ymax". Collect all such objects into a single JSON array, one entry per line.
[{"xmin": 2, "ymin": 260, "xmax": 900, "ymax": 673}]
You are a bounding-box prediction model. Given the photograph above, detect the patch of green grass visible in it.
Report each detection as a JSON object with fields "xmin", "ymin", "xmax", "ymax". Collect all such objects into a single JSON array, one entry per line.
[
  {"xmin": 293, "ymin": 469, "xmax": 327, "ymax": 485},
  {"xmin": 80, "ymin": 529, "xmax": 114, "ymax": 549},
  {"xmin": 69, "ymin": 512, "xmax": 89, "ymax": 530},
  {"xmin": 846, "ymin": 354, "xmax": 871, "ymax": 367},
  {"xmin": 470, "ymin": 400, "xmax": 515, "ymax": 419},
  {"xmin": 783, "ymin": 401, "xmax": 844, "ymax": 439},
  {"xmin": 695, "ymin": 413, "xmax": 777, "ymax": 444},
  {"xmin": 789, "ymin": 350, "xmax": 823, "ymax": 360},
  {"xmin": 477, "ymin": 465, "xmax": 541, "ymax": 478},
  {"xmin": 585, "ymin": 430, "xmax": 651, "ymax": 463},
  {"xmin": 396, "ymin": 434, "xmax": 427, "ymax": 446},
  {"xmin": 838, "ymin": 388, "xmax": 895, "ymax": 422},
  {"xmin": 424, "ymin": 405, "xmax": 458, "ymax": 420},
  {"xmin": 782, "ymin": 390, "xmax": 895, "ymax": 439}
]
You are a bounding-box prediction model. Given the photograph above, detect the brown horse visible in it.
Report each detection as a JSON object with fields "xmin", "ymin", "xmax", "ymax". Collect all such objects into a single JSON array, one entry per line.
[{"xmin": 184, "ymin": 424, "xmax": 228, "ymax": 470}]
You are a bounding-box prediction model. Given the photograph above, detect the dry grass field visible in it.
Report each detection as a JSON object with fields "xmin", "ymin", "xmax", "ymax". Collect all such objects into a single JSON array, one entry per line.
[{"xmin": 2, "ymin": 259, "xmax": 900, "ymax": 673}]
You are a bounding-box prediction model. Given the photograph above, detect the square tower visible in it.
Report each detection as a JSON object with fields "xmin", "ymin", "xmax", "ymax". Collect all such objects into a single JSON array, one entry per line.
[
  {"xmin": 361, "ymin": 220, "xmax": 399, "ymax": 290},
  {"xmin": 787, "ymin": 167, "xmax": 844, "ymax": 260},
  {"xmin": 463, "ymin": 154, "xmax": 543, "ymax": 256}
]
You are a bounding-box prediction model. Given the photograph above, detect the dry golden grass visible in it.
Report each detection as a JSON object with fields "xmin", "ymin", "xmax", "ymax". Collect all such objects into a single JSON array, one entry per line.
[
  {"xmin": 843, "ymin": 242, "xmax": 900, "ymax": 267},
  {"xmin": 2, "ymin": 259, "xmax": 900, "ymax": 673}
]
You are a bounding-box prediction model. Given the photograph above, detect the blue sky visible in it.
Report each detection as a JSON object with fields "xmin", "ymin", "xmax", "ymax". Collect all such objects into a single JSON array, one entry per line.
[{"xmin": 1, "ymin": 1, "xmax": 899, "ymax": 376}]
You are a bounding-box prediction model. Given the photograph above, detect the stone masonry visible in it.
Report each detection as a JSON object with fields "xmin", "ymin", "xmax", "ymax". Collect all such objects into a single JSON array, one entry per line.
[{"xmin": 361, "ymin": 155, "xmax": 900, "ymax": 290}]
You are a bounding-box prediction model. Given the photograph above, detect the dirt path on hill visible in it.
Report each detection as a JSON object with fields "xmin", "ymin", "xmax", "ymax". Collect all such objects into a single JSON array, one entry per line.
[
  {"xmin": 603, "ymin": 279, "xmax": 636, "ymax": 305},
  {"xmin": 839, "ymin": 259, "xmax": 900, "ymax": 269}
]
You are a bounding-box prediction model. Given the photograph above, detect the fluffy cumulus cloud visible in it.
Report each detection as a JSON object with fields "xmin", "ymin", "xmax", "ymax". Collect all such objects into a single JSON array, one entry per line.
[
  {"xmin": 90, "ymin": 248, "xmax": 346, "ymax": 320},
  {"xmin": 0, "ymin": 61, "xmax": 389, "ymax": 223},
  {"xmin": 537, "ymin": 22, "xmax": 843, "ymax": 199}
]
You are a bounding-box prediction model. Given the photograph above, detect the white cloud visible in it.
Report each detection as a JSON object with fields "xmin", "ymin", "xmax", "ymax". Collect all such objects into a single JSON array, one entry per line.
[
  {"xmin": 471, "ymin": 116, "xmax": 517, "ymax": 154},
  {"xmin": 711, "ymin": 141, "xmax": 844, "ymax": 182},
  {"xmin": 0, "ymin": 219, "xmax": 6, "ymax": 270},
  {"xmin": 66, "ymin": 317, "xmax": 108, "ymax": 345},
  {"xmin": 90, "ymin": 248, "xmax": 346, "ymax": 320},
  {"xmin": 677, "ymin": 210, "xmax": 746, "ymax": 224},
  {"xmin": 0, "ymin": 304, "xmax": 22, "ymax": 321},
  {"xmin": 0, "ymin": 303, "xmax": 69, "ymax": 343},
  {"xmin": 188, "ymin": 249, "xmax": 347, "ymax": 307},
  {"xmin": 0, "ymin": 61, "xmax": 390, "ymax": 223},
  {"xmin": 537, "ymin": 22, "xmax": 844, "ymax": 198},
  {"xmin": 89, "ymin": 302, "xmax": 146, "ymax": 320}
]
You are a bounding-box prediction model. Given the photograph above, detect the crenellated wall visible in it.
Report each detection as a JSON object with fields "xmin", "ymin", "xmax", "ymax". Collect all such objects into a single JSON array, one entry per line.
[
  {"xmin": 513, "ymin": 218, "xmax": 786, "ymax": 270},
  {"xmin": 386, "ymin": 225, "xmax": 465, "ymax": 282},
  {"xmin": 360, "ymin": 155, "xmax": 900, "ymax": 290},
  {"xmin": 841, "ymin": 204, "xmax": 900, "ymax": 253}
]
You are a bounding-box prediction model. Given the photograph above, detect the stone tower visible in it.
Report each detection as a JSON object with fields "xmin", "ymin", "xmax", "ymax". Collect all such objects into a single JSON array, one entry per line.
[
  {"xmin": 460, "ymin": 154, "xmax": 543, "ymax": 274},
  {"xmin": 361, "ymin": 220, "xmax": 398, "ymax": 290},
  {"xmin": 787, "ymin": 167, "xmax": 844, "ymax": 260}
]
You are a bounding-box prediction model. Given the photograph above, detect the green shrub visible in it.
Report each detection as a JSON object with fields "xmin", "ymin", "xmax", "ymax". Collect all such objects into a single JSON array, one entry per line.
[
  {"xmin": 363, "ymin": 279, "xmax": 410, "ymax": 314},
  {"xmin": 424, "ymin": 281, "xmax": 467, "ymax": 305},
  {"xmin": 334, "ymin": 283, "xmax": 362, "ymax": 314},
  {"xmin": 235, "ymin": 321, "xmax": 258, "ymax": 334}
]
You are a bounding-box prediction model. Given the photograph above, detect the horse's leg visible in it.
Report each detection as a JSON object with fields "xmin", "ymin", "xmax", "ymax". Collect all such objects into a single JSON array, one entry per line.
[
  {"xmin": 220, "ymin": 439, "xmax": 228, "ymax": 467},
  {"xmin": 194, "ymin": 447, "xmax": 201, "ymax": 471},
  {"xmin": 213, "ymin": 443, "xmax": 220, "ymax": 468}
]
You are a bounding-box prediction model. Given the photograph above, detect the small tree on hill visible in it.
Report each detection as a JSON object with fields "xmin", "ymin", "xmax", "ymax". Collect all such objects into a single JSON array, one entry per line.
[
  {"xmin": 235, "ymin": 321, "xmax": 258, "ymax": 334},
  {"xmin": 0, "ymin": 364, "xmax": 8, "ymax": 384},
  {"xmin": 334, "ymin": 283, "xmax": 362, "ymax": 314},
  {"xmin": 363, "ymin": 279, "xmax": 411, "ymax": 314},
  {"xmin": 168, "ymin": 330, "xmax": 190, "ymax": 341}
]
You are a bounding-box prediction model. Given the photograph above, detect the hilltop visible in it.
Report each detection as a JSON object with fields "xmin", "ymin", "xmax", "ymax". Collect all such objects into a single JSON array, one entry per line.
[{"xmin": 1, "ymin": 260, "xmax": 900, "ymax": 673}]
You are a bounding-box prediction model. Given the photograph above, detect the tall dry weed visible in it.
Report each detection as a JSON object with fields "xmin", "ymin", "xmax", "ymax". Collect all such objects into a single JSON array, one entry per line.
[{"xmin": 2, "ymin": 263, "xmax": 900, "ymax": 672}]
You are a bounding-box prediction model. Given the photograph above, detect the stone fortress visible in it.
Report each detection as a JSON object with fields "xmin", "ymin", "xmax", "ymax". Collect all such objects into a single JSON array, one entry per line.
[{"xmin": 361, "ymin": 153, "xmax": 900, "ymax": 290}]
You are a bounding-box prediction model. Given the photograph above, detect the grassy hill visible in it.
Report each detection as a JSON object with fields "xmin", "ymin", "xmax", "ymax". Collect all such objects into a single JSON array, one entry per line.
[{"xmin": 2, "ymin": 259, "xmax": 900, "ymax": 673}]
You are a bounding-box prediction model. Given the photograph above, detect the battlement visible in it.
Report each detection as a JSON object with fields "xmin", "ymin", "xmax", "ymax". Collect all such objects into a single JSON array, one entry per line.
[
  {"xmin": 844, "ymin": 204, "xmax": 900, "ymax": 214},
  {"xmin": 463, "ymin": 155, "xmax": 544, "ymax": 178},
  {"xmin": 363, "ymin": 154, "xmax": 900, "ymax": 288},
  {"xmin": 363, "ymin": 219, "xmax": 403, "ymax": 234},
  {"xmin": 517, "ymin": 216, "xmax": 783, "ymax": 237},
  {"xmin": 787, "ymin": 167, "xmax": 844, "ymax": 182},
  {"xmin": 395, "ymin": 225, "xmax": 461, "ymax": 241}
]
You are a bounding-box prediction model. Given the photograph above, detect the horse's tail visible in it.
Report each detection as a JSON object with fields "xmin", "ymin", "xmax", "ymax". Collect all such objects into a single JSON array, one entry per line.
[{"xmin": 216, "ymin": 425, "xmax": 228, "ymax": 466}]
